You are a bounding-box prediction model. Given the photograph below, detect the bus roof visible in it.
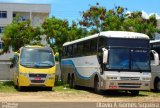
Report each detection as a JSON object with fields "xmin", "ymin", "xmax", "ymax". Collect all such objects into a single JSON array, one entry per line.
[
  {"xmin": 63, "ymin": 31, "xmax": 149, "ymax": 46},
  {"xmin": 150, "ymin": 40, "xmax": 160, "ymax": 44},
  {"xmin": 20, "ymin": 45, "xmax": 52, "ymax": 50},
  {"xmin": 24, "ymin": 45, "xmax": 43, "ymax": 48}
]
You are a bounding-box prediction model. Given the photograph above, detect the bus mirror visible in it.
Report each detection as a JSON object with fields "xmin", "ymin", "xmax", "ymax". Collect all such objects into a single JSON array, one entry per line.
[
  {"xmin": 102, "ymin": 48, "xmax": 108, "ymax": 64},
  {"xmin": 151, "ymin": 50, "xmax": 159, "ymax": 66}
]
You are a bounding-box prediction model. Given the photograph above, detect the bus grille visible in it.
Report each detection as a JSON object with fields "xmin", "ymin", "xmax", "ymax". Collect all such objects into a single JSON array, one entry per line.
[
  {"xmin": 118, "ymin": 83, "xmax": 141, "ymax": 88},
  {"xmin": 31, "ymin": 80, "xmax": 45, "ymax": 83},
  {"xmin": 120, "ymin": 77, "xmax": 140, "ymax": 81},
  {"xmin": 29, "ymin": 74, "xmax": 47, "ymax": 78}
]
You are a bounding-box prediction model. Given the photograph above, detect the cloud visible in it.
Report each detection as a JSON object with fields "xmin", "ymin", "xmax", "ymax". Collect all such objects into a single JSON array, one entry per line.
[
  {"xmin": 142, "ymin": 10, "xmax": 149, "ymax": 19},
  {"xmin": 142, "ymin": 10, "xmax": 160, "ymax": 19},
  {"xmin": 126, "ymin": 10, "xmax": 160, "ymax": 19}
]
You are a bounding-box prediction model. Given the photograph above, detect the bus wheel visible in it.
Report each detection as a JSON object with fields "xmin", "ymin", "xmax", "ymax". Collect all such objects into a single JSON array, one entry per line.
[
  {"xmin": 130, "ymin": 90, "xmax": 139, "ymax": 96},
  {"xmin": 154, "ymin": 78, "xmax": 160, "ymax": 92},
  {"xmin": 14, "ymin": 81, "xmax": 18, "ymax": 89},
  {"xmin": 94, "ymin": 76, "xmax": 101, "ymax": 94},
  {"xmin": 67, "ymin": 74, "xmax": 70, "ymax": 84},
  {"xmin": 18, "ymin": 87, "xmax": 23, "ymax": 91},
  {"xmin": 46, "ymin": 87, "xmax": 52, "ymax": 91},
  {"xmin": 70, "ymin": 75, "xmax": 76, "ymax": 88},
  {"xmin": 17, "ymin": 80, "xmax": 23, "ymax": 91}
]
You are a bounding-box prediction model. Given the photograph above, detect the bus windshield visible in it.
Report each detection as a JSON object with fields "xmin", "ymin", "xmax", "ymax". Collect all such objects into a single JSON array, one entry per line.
[
  {"xmin": 107, "ymin": 48, "xmax": 150, "ymax": 72},
  {"xmin": 131, "ymin": 49, "xmax": 150, "ymax": 71},
  {"xmin": 20, "ymin": 48, "xmax": 54, "ymax": 68}
]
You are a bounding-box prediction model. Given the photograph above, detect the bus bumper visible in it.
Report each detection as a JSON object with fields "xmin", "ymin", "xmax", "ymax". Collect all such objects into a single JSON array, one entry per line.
[
  {"xmin": 99, "ymin": 80, "xmax": 150, "ymax": 90},
  {"xmin": 18, "ymin": 74, "xmax": 55, "ymax": 87}
]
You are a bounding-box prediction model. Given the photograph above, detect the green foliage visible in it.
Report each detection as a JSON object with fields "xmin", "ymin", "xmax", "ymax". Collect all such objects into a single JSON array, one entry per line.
[
  {"xmin": 0, "ymin": 81, "xmax": 17, "ymax": 92},
  {"xmin": 1, "ymin": 3, "xmax": 159, "ymax": 56},
  {"xmin": 2, "ymin": 17, "xmax": 42, "ymax": 52},
  {"xmin": 79, "ymin": 3, "xmax": 159, "ymax": 38},
  {"xmin": 42, "ymin": 17, "xmax": 88, "ymax": 58},
  {"xmin": 42, "ymin": 17, "xmax": 69, "ymax": 54},
  {"xmin": 123, "ymin": 12, "xmax": 158, "ymax": 39},
  {"xmin": 79, "ymin": 3, "xmax": 106, "ymax": 33}
]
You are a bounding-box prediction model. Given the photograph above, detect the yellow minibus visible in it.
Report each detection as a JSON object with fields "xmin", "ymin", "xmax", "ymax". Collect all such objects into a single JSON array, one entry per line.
[{"xmin": 11, "ymin": 46, "xmax": 56, "ymax": 91}]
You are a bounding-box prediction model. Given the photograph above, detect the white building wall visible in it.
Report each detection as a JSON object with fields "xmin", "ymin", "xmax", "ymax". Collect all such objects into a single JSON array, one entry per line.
[
  {"xmin": 0, "ymin": 10, "xmax": 12, "ymax": 25},
  {"xmin": 0, "ymin": 3, "xmax": 51, "ymax": 60}
]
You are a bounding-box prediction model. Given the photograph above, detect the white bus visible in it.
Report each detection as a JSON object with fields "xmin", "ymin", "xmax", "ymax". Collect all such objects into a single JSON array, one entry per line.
[
  {"xmin": 150, "ymin": 40, "xmax": 160, "ymax": 92},
  {"xmin": 61, "ymin": 31, "xmax": 152, "ymax": 95}
]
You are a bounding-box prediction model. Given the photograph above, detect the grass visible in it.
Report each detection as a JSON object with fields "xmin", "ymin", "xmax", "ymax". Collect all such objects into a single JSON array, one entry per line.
[
  {"xmin": 0, "ymin": 81, "xmax": 85, "ymax": 93},
  {"xmin": 1, "ymin": 81, "xmax": 160, "ymax": 97},
  {"xmin": 0, "ymin": 81, "xmax": 17, "ymax": 92},
  {"xmin": 140, "ymin": 91, "xmax": 160, "ymax": 96}
]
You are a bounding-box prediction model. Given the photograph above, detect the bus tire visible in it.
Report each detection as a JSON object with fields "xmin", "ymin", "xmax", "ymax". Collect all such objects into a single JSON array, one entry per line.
[
  {"xmin": 154, "ymin": 78, "xmax": 160, "ymax": 92},
  {"xmin": 67, "ymin": 74, "xmax": 70, "ymax": 84},
  {"xmin": 70, "ymin": 74, "xmax": 76, "ymax": 88},
  {"xmin": 94, "ymin": 76, "xmax": 102, "ymax": 94},
  {"xmin": 17, "ymin": 79, "xmax": 23, "ymax": 91},
  {"xmin": 46, "ymin": 87, "xmax": 52, "ymax": 91},
  {"xmin": 130, "ymin": 90, "xmax": 139, "ymax": 96},
  {"xmin": 14, "ymin": 81, "xmax": 18, "ymax": 89}
]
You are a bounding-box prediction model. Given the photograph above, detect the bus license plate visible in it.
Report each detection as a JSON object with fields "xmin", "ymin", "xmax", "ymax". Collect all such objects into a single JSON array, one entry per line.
[{"xmin": 34, "ymin": 77, "xmax": 41, "ymax": 80}]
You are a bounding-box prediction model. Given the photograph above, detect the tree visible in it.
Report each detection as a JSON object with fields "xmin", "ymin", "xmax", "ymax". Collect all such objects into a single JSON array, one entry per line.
[
  {"xmin": 42, "ymin": 17, "xmax": 69, "ymax": 56},
  {"xmin": 79, "ymin": 3, "xmax": 106, "ymax": 33},
  {"xmin": 68, "ymin": 21, "xmax": 88, "ymax": 41},
  {"xmin": 79, "ymin": 3, "xmax": 159, "ymax": 39},
  {"xmin": 123, "ymin": 12, "xmax": 159, "ymax": 39},
  {"xmin": 103, "ymin": 6, "xmax": 127, "ymax": 31},
  {"xmin": 42, "ymin": 17, "xmax": 88, "ymax": 58},
  {"xmin": 79, "ymin": 4, "xmax": 127, "ymax": 34},
  {"xmin": 2, "ymin": 18, "xmax": 42, "ymax": 53}
]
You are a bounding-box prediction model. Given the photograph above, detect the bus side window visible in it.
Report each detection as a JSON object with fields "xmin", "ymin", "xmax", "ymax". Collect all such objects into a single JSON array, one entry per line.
[
  {"xmin": 83, "ymin": 40, "xmax": 90, "ymax": 56},
  {"xmin": 77, "ymin": 42, "xmax": 83, "ymax": 56},
  {"xmin": 68, "ymin": 45, "xmax": 73, "ymax": 57},
  {"xmin": 73, "ymin": 44, "xmax": 77, "ymax": 57},
  {"xmin": 62, "ymin": 47, "xmax": 66, "ymax": 58},
  {"xmin": 66, "ymin": 46, "xmax": 70, "ymax": 57},
  {"xmin": 90, "ymin": 38, "xmax": 97, "ymax": 55}
]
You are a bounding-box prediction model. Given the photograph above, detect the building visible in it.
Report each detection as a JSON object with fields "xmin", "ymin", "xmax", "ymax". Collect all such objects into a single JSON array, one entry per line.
[
  {"xmin": 0, "ymin": 3, "xmax": 51, "ymax": 60},
  {"xmin": 155, "ymin": 20, "xmax": 160, "ymax": 40}
]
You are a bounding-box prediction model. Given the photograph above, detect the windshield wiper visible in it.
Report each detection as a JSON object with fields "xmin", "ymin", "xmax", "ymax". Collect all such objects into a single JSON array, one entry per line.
[{"xmin": 35, "ymin": 62, "xmax": 54, "ymax": 67}]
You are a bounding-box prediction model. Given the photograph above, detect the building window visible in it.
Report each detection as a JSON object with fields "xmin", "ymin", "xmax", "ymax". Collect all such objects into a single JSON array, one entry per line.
[
  {"xmin": 0, "ymin": 11, "xmax": 7, "ymax": 18},
  {"xmin": 0, "ymin": 42, "xmax": 3, "ymax": 49},
  {"xmin": 0, "ymin": 26, "xmax": 5, "ymax": 33},
  {"xmin": 20, "ymin": 16, "xmax": 27, "ymax": 21},
  {"xmin": 13, "ymin": 13, "xmax": 16, "ymax": 18}
]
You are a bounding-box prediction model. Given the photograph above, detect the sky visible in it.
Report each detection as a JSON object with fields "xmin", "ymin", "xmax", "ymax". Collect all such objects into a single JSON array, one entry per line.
[{"xmin": 0, "ymin": 0, "xmax": 160, "ymax": 22}]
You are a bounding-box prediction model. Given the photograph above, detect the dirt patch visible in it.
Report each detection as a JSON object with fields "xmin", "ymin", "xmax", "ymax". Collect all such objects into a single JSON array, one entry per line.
[{"xmin": 0, "ymin": 91, "xmax": 160, "ymax": 102}]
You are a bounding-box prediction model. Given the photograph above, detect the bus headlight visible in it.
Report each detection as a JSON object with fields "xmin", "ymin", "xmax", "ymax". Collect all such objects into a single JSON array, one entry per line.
[
  {"xmin": 142, "ymin": 77, "xmax": 150, "ymax": 81},
  {"xmin": 107, "ymin": 76, "xmax": 118, "ymax": 80},
  {"xmin": 19, "ymin": 72, "xmax": 28, "ymax": 76},
  {"xmin": 48, "ymin": 73, "xmax": 55, "ymax": 77}
]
